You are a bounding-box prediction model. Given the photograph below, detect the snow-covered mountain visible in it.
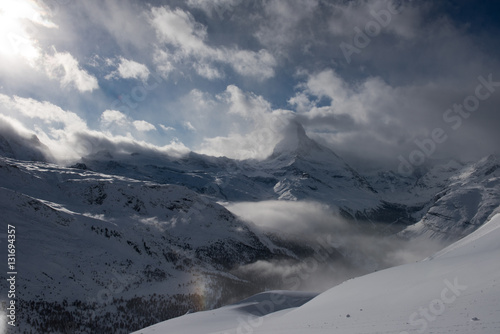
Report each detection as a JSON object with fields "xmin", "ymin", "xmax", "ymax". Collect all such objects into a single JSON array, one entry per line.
[
  {"xmin": 260, "ymin": 122, "xmax": 378, "ymax": 207},
  {"xmin": 400, "ymin": 155, "xmax": 500, "ymax": 243},
  {"xmin": 0, "ymin": 156, "xmax": 326, "ymax": 333},
  {"xmin": 134, "ymin": 209, "xmax": 500, "ymax": 334}
]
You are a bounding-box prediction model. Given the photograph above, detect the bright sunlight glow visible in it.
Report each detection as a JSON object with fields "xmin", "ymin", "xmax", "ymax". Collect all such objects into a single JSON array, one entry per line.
[{"xmin": 0, "ymin": 0, "xmax": 57, "ymax": 64}]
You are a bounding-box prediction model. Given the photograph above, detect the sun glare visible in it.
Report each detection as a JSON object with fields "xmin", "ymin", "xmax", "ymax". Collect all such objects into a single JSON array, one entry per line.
[{"xmin": 0, "ymin": 0, "xmax": 57, "ymax": 64}]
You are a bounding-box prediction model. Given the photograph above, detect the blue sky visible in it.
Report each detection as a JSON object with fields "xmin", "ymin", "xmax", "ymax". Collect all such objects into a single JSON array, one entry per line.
[{"xmin": 1, "ymin": 0, "xmax": 499, "ymax": 169}]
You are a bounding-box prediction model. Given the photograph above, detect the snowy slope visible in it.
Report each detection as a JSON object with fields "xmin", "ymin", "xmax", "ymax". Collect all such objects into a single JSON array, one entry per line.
[
  {"xmin": 131, "ymin": 291, "xmax": 319, "ymax": 334},
  {"xmin": 135, "ymin": 210, "xmax": 500, "ymax": 334}
]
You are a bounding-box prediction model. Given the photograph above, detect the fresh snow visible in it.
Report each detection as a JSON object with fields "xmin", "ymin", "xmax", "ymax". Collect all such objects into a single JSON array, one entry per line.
[{"xmin": 135, "ymin": 211, "xmax": 500, "ymax": 334}]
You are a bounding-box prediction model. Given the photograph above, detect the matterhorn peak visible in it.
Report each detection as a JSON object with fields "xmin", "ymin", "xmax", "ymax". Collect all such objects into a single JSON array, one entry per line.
[{"xmin": 270, "ymin": 121, "xmax": 331, "ymax": 159}]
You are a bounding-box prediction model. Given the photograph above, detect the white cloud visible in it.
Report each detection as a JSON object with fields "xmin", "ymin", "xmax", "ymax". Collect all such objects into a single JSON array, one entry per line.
[
  {"xmin": 226, "ymin": 200, "xmax": 444, "ymax": 274},
  {"xmin": 160, "ymin": 124, "xmax": 175, "ymax": 132},
  {"xmin": 149, "ymin": 6, "xmax": 276, "ymax": 80},
  {"xmin": 0, "ymin": 93, "xmax": 89, "ymax": 161},
  {"xmin": 43, "ymin": 51, "xmax": 99, "ymax": 92},
  {"xmin": 0, "ymin": 2, "xmax": 100, "ymax": 93},
  {"xmin": 197, "ymin": 85, "xmax": 293, "ymax": 160},
  {"xmin": 150, "ymin": 7, "xmax": 207, "ymax": 53},
  {"xmin": 0, "ymin": 94, "xmax": 189, "ymax": 162},
  {"xmin": 153, "ymin": 49, "xmax": 175, "ymax": 77},
  {"xmin": 193, "ymin": 60, "xmax": 223, "ymax": 79},
  {"xmin": 105, "ymin": 57, "xmax": 150, "ymax": 81},
  {"xmin": 0, "ymin": 93, "xmax": 87, "ymax": 132},
  {"xmin": 118, "ymin": 58, "xmax": 149, "ymax": 80},
  {"xmin": 70, "ymin": 131, "xmax": 190, "ymax": 160},
  {"xmin": 293, "ymin": 69, "xmax": 368, "ymax": 123},
  {"xmin": 225, "ymin": 200, "xmax": 348, "ymax": 235},
  {"xmin": 100, "ymin": 110, "xmax": 157, "ymax": 134},
  {"xmin": 225, "ymin": 84, "xmax": 272, "ymax": 117},
  {"xmin": 133, "ymin": 120, "xmax": 156, "ymax": 132},
  {"xmin": 100, "ymin": 109, "xmax": 128, "ymax": 127},
  {"xmin": 183, "ymin": 121, "xmax": 196, "ymax": 132},
  {"xmin": 228, "ymin": 49, "xmax": 276, "ymax": 79}
]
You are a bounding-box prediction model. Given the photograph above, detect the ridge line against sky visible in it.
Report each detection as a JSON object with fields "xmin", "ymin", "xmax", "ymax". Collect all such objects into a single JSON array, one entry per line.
[{"xmin": 0, "ymin": 0, "xmax": 499, "ymax": 169}]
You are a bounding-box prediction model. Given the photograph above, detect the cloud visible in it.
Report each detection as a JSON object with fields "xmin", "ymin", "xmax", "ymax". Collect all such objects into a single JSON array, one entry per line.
[
  {"xmin": 291, "ymin": 68, "xmax": 382, "ymax": 124},
  {"xmin": 101, "ymin": 109, "xmax": 128, "ymax": 127},
  {"xmin": 150, "ymin": 6, "xmax": 208, "ymax": 53},
  {"xmin": 0, "ymin": 93, "xmax": 89, "ymax": 161},
  {"xmin": 0, "ymin": 94, "xmax": 188, "ymax": 163},
  {"xmin": 159, "ymin": 124, "xmax": 175, "ymax": 132},
  {"xmin": 229, "ymin": 49, "xmax": 277, "ymax": 79},
  {"xmin": 197, "ymin": 85, "xmax": 294, "ymax": 160},
  {"xmin": 43, "ymin": 51, "xmax": 99, "ymax": 92},
  {"xmin": 0, "ymin": 0, "xmax": 100, "ymax": 95},
  {"xmin": 0, "ymin": 114, "xmax": 53, "ymax": 161},
  {"xmin": 71, "ymin": 131, "xmax": 190, "ymax": 160},
  {"xmin": 0, "ymin": 93, "xmax": 87, "ymax": 131},
  {"xmin": 105, "ymin": 57, "xmax": 150, "ymax": 81},
  {"xmin": 183, "ymin": 121, "xmax": 196, "ymax": 132},
  {"xmin": 287, "ymin": 66, "xmax": 500, "ymax": 170},
  {"xmin": 225, "ymin": 200, "xmax": 349, "ymax": 236},
  {"xmin": 226, "ymin": 199, "xmax": 447, "ymax": 290},
  {"xmin": 0, "ymin": 2, "xmax": 99, "ymax": 93},
  {"xmin": 133, "ymin": 120, "xmax": 156, "ymax": 132},
  {"xmin": 152, "ymin": 49, "xmax": 175, "ymax": 77},
  {"xmin": 149, "ymin": 5, "xmax": 276, "ymax": 80},
  {"xmin": 100, "ymin": 109, "xmax": 157, "ymax": 134}
]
